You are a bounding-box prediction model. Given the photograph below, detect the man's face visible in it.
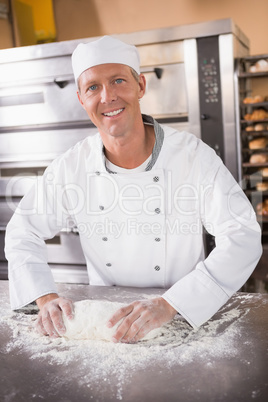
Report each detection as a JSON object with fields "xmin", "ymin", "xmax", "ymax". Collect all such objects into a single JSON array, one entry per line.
[{"xmin": 77, "ymin": 64, "xmax": 146, "ymax": 140}]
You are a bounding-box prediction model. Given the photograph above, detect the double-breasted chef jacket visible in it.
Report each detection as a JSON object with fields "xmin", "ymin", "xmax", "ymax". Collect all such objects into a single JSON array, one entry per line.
[{"xmin": 5, "ymin": 115, "xmax": 262, "ymax": 328}]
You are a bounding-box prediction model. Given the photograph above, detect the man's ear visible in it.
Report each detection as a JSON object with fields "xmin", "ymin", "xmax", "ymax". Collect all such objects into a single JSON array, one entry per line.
[
  {"xmin": 138, "ymin": 74, "xmax": 146, "ymax": 100},
  {"xmin": 77, "ymin": 91, "xmax": 85, "ymax": 109}
]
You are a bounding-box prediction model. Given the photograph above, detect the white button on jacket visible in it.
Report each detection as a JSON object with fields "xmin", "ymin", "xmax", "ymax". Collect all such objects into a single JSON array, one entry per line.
[{"xmin": 5, "ymin": 123, "xmax": 262, "ymax": 328}]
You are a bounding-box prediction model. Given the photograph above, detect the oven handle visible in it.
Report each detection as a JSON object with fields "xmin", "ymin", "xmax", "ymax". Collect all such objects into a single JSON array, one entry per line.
[
  {"xmin": 54, "ymin": 77, "xmax": 72, "ymax": 88},
  {"xmin": 0, "ymin": 74, "xmax": 75, "ymax": 89},
  {"xmin": 140, "ymin": 67, "xmax": 163, "ymax": 79}
]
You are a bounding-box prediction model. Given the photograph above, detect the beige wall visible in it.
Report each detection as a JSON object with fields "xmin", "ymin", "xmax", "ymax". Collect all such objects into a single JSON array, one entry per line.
[
  {"xmin": 1, "ymin": 0, "xmax": 267, "ymax": 55},
  {"xmin": 53, "ymin": 0, "xmax": 268, "ymax": 55}
]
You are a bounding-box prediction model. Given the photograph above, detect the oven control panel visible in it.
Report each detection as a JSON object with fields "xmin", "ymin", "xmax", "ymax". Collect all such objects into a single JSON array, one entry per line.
[{"xmin": 197, "ymin": 36, "xmax": 225, "ymax": 162}]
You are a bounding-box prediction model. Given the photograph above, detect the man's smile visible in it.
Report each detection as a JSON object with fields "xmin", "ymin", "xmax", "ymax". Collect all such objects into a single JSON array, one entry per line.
[{"xmin": 103, "ymin": 108, "xmax": 124, "ymax": 117}]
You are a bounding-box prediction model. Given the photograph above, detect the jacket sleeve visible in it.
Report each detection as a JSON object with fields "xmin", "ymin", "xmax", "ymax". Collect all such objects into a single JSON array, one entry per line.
[
  {"xmin": 162, "ymin": 158, "xmax": 262, "ymax": 328},
  {"xmin": 5, "ymin": 166, "xmax": 72, "ymax": 310}
]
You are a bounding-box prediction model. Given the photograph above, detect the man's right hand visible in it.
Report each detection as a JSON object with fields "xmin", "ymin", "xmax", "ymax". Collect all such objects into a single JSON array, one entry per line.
[{"xmin": 35, "ymin": 294, "xmax": 74, "ymax": 338}]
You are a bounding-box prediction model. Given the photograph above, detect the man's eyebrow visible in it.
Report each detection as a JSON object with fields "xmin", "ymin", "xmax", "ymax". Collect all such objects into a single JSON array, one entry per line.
[
  {"xmin": 86, "ymin": 80, "xmax": 97, "ymax": 86},
  {"xmin": 110, "ymin": 73, "xmax": 128, "ymax": 78},
  {"xmin": 81, "ymin": 77, "xmax": 97, "ymax": 85},
  {"xmin": 98, "ymin": 74, "xmax": 128, "ymax": 81}
]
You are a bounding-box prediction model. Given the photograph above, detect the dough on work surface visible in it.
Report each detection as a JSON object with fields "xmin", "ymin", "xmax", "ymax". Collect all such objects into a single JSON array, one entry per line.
[{"xmin": 62, "ymin": 299, "xmax": 163, "ymax": 342}]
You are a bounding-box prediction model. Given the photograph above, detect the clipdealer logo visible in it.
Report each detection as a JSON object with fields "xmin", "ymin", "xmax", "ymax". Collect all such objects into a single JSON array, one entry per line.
[
  {"xmin": 4, "ymin": 171, "xmax": 213, "ymax": 217},
  {"xmin": 4, "ymin": 170, "xmax": 260, "ymax": 233}
]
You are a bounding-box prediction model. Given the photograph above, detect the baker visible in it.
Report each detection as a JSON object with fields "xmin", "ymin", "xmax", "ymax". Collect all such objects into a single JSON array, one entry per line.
[{"xmin": 5, "ymin": 36, "xmax": 262, "ymax": 343}]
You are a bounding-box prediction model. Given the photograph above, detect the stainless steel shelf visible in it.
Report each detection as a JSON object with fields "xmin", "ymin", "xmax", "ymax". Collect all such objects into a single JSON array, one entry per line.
[
  {"xmin": 239, "ymin": 71, "xmax": 268, "ymax": 79},
  {"xmin": 240, "ymin": 101, "xmax": 268, "ymax": 108},
  {"xmin": 243, "ymin": 162, "xmax": 268, "ymax": 167}
]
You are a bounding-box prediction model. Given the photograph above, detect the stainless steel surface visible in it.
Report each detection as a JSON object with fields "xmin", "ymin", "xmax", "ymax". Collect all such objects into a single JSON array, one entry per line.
[
  {"xmin": 219, "ymin": 34, "xmax": 239, "ymax": 179},
  {"xmin": 0, "ymin": 82, "xmax": 88, "ymax": 128},
  {"xmin": 184, "ymin": 39, "xmax": 201, "ymax": 138},
  {"xmin": 138, "ymin": 41, "xmax": 184, "ymax": 66},
  {"xmin": 49, "ymin": 263, "xmax": 89, "ymax": 284},
  {"xmin": 46, "ymin": 232, "xmax": 86, "ymax": 265},
  {"xmin": 140, "ymin": 63, "xmax": 187, "ymax": 119},
  {"xmin": 0, "ymin": 55, "xmax": 74, "ymax": 86},
  {"xmin": 0, "ymin": 127, "xmax": 97, "ymax": 162},
  {"xmin": 233, "ymin": 47, "xmax": 252, "ymax": 184},
  {"xmin": 0, "ymin": 281, "xmax": 267, "ymax": 402}
]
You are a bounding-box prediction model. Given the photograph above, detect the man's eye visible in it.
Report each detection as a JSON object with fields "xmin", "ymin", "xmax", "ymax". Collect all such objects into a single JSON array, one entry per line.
[
  {"xmin": 88, "ymin": 85, "xmax": 97, "ymax": 91},
  {"xmin": 115, "ymin": 79, "xmax": 123, "ymax": 84}
]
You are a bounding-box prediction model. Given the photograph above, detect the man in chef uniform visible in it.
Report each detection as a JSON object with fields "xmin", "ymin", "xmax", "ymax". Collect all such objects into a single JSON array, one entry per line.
[{"xmin": 5, "ymin": 36, "xmax": 262, "ymax": 343}]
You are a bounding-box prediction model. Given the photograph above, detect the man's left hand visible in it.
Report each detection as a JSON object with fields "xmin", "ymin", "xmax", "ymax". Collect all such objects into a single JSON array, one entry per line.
[{"xmin": 107, "ymin": 297, "xmax": 177, "ymax": 343}]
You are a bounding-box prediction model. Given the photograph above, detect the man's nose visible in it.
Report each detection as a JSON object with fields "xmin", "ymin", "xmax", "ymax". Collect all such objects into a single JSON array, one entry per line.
[{"xmin": 100, "ymin": 85, "xmax": 117, "ymax": 103}]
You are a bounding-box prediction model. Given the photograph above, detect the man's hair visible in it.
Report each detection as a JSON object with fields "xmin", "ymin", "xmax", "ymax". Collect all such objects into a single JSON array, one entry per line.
[
  {"xmin": 77, "ymin": 66, "xmax": 140, "ymax": 94},
  {"xmin": 130, "ymin": 67, "xmax": 140, "ymax": 83}
]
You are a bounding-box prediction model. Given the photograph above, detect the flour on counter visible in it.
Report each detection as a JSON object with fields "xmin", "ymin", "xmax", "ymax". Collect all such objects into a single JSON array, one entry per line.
[{"xmin": 0, "ymin": 294, "xmax": 252, "ymax": 401}]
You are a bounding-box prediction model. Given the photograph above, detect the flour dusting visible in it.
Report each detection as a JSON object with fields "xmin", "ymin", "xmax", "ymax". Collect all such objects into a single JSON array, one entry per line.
[{"xmin": 0, "ymin": 294, "xmax": 252, "ymax": 401}]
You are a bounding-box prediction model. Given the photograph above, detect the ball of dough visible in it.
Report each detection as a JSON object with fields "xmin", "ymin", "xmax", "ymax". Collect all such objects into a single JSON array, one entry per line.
[{"xmin": 62, "ymin": 300, "xmax": 162, "ymax": 342}]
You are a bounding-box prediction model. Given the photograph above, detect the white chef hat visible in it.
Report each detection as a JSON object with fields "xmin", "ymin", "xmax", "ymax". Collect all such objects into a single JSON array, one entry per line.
[{"xmin": 72, "ymin": 36, "xmax": 140, "ymax": 84}]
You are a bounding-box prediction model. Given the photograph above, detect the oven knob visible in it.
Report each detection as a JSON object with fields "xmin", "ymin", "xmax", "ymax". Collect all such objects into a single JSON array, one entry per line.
[{"xmin": 201, "ymin": 114, "xmax": 209, "ymax": 120}]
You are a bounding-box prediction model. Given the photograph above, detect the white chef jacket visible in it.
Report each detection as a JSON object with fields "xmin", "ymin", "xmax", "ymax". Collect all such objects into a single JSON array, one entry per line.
[{"xmin": 5, "ymin": 117, "xmax": 262, "ymax": 328}]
